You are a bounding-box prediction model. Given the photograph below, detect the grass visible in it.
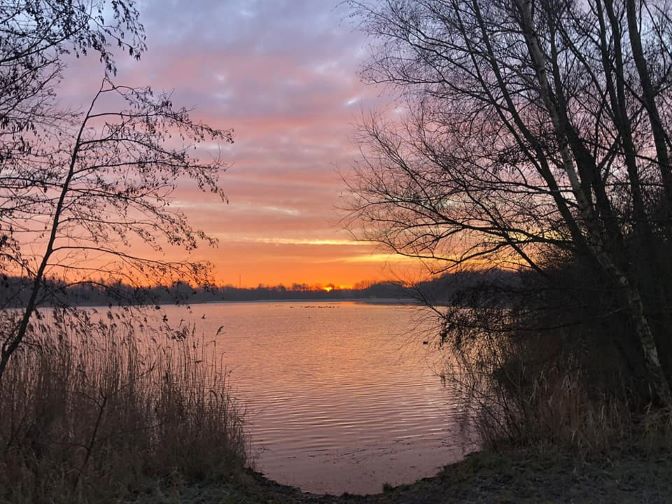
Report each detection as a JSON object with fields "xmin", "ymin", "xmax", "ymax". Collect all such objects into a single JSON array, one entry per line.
[
  {"xmin": 435, "ymin": 304, "xmax": 672, "ymax": 455},
  {"xmin": 0, "ymin": 312, "xmax": 247, "ymax": 503}
]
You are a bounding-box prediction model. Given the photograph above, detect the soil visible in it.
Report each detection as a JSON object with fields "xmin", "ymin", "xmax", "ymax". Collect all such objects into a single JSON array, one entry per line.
[{"xmin": 130, "ymin": 445, "xmax": 672, "ymax": 504}]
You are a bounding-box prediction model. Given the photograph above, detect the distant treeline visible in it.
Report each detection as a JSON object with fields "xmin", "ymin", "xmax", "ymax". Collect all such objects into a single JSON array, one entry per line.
[{"xmin": 0, "ymin": 269, "xmax": 519, "ymax": 308}]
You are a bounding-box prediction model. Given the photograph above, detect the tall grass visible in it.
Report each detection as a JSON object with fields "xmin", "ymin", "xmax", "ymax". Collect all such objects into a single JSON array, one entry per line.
[
  {"xmin": 0, "ymin": 315, "xmax": 247, "ymax": 503},
  {"xmin": 438, "ymin": 302, "xmax": 671, "ymax": 455}
]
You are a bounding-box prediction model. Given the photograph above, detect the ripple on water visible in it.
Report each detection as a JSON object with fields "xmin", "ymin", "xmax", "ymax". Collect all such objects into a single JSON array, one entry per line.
[{"xmin": 158, "ymin": 301, "xmax": 477, "ymax": 495}]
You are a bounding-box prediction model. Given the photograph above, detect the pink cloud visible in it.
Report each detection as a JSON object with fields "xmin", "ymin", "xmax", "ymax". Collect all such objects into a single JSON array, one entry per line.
[{"xmin": 55, "ymin": 0, "xmax": 399, "ymax": 286}]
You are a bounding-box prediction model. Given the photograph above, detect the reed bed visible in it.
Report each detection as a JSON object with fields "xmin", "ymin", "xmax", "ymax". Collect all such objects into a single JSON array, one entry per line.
[
  {"xmin": 439, "ymin": 305, "xmax": 672, "ymax": 455},
  {"xmin": 0, "ymin": 313, "xmax": 247, "ymax": 503}
]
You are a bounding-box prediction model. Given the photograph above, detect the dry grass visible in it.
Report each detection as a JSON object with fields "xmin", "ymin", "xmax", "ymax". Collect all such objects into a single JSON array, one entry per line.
[
  {"xmin": 472, "ymin": 362, "xmax": 635, "ymax": 451},
  {"xmin": 0, "ymin": 315, "xmax": 247, "ymax": 504},
  {"xmin": 438, "ymin": 306, "xmax": 671, "ymax": 455}
]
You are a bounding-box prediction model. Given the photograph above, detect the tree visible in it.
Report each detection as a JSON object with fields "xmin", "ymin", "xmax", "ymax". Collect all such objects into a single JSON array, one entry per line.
[
  {"xmin": 0, "ymin": 1, "xmax": 148, "ymax": 382},
  {"xmin": 0, "ymin": 0, "xmax": 144, "ymax": 125},
  {"xmin": 0, "ymin": 77, "xmax": 231, "ymax": 381},
  {"xmin": 0, "ymin": 0, "xmax": 145, "ymax": 241},
  {"xmin": 348, "ymin": 0, "xmax": 672, "ymax": 406}
]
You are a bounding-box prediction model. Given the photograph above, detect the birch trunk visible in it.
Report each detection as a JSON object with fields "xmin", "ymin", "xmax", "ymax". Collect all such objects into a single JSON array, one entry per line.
[{"xmin": 515, "ymin": 0, "xmax": 672, "ymax": 408}]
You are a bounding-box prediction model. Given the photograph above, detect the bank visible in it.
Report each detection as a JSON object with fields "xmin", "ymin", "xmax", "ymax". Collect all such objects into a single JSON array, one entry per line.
[{"xmin": 131, "ymin": 444, "xmax": 672, "ymax": 504}]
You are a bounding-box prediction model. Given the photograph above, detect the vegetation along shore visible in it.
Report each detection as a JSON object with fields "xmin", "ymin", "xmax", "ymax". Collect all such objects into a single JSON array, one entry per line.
[{"xmin": 3, "ymin": 0, "xmax": 672, "ymax": 502}]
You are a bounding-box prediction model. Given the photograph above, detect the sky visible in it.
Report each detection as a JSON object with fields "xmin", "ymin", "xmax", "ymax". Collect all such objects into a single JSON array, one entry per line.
[{"xmin": 58, "ymin": 0, "xmax": 422, "ymax": 288}]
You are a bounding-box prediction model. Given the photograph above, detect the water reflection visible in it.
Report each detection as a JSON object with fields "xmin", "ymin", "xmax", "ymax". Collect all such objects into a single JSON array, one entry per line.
[{"xmin": 158, "ymin": 301, "xmax": 476, "ymax": 495}]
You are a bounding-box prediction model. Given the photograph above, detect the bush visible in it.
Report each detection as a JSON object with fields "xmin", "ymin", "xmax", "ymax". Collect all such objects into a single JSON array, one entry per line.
[{"xmin": 438, "ymin": 260, "xmax": 672, "ymax": 453}]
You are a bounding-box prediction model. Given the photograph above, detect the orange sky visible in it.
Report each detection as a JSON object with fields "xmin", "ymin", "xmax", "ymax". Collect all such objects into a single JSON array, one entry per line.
[{"xmin": 57, "ymin": 0, "xmax": 419, "ymax": 288}]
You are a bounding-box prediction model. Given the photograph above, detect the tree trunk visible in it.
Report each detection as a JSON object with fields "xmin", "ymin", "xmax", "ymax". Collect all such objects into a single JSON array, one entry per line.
[
  {"xmin": 625, "ymin": 0, "xmax": 672, "ymax": 218},
  {"xmin": 515, "ymin": 0, "xmax": 672, "ymax": 408},
  {"xmin": 0, "ymin": 86, "xmax": 99, "ymax": 384}
]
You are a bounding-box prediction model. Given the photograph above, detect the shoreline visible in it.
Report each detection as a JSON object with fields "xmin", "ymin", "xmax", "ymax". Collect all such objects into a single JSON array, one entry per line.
[
  {"xmin": 6, "ymin": 297, "xmax": 422, "ymax": 310},
  {"xmin": 132, "ymin": 444, "xmax": 672, "ymax": 503}
]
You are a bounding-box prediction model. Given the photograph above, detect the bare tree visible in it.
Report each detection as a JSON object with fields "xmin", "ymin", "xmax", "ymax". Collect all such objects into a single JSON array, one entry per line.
[
  {"xmin": 0, "ymin": 0, "xmax": 145, "ymax": 239},
  {"xmin": 0, "ymin": 0, "xmax": 144, "ymax": 124},
  {"xmin": 0, "ymin": 77, "xmax": 231, "ymax": 381},
  {"xmin": 347, "ymin": 0, "xmax": 672, "ymax": 406}
]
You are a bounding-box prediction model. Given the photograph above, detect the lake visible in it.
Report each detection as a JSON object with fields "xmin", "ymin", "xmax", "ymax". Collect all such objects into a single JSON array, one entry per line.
[{"xmin": 158, "ymin": 300, "xmax": 475, "ymax": 495}]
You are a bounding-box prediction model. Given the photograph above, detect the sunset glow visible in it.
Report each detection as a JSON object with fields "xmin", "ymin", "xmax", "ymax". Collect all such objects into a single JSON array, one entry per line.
[{"xmin": 54, "ymin": 0, "xmax": 406, "ymax": 288}]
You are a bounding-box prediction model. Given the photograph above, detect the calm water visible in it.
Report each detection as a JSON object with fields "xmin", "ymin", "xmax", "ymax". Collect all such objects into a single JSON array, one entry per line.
[{"xmin": 159, "ymin": 301, "xmax": 475, "ymax": 495}]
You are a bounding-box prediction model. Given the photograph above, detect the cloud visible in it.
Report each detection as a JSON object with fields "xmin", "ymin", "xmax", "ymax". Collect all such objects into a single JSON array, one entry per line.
[
  {"xmin": 341, "ymin": 253, "xmax": 420, "ymax": 264},
  {"xmin": 213, "ymin": 235, "xmax": 372, "ymax": 247},
  {"xmin": 57, "ymin": 0, "xmax": 403, "ymax": 286}
]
